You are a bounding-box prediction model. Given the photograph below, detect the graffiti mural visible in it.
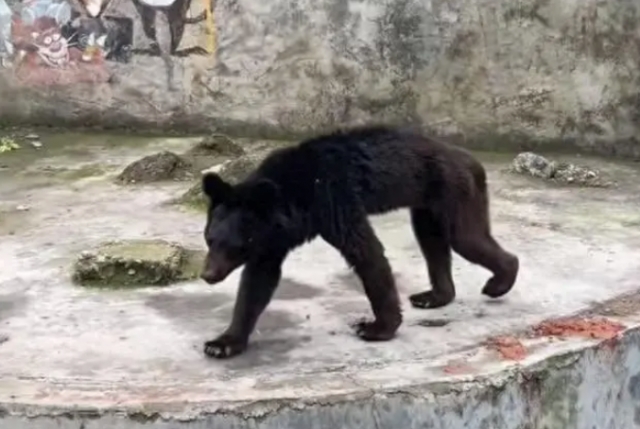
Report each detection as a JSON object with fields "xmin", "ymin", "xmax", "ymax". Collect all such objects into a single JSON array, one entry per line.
[{"xmin": 0, "ymin": 0, "xmax": 216, "ymax": 88}]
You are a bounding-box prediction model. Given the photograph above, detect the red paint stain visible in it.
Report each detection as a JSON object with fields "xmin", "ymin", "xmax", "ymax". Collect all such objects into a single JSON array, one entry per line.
[
  {"xmin": 532, "ymin": 317, "xmax": 625, "ymax": 341},
  {"xmin": 443, "ymin": 362, "xmax": 473, "ymax": 375},
  {"xmin": 487, "ymin": 336, "xmax": 527, "ymax": 361}
]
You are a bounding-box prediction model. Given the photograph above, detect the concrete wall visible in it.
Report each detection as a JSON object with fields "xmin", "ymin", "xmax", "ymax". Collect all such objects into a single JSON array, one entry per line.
[{"xmin": 0, "ymin": 0, "xmax": 639, "ymax": 156}]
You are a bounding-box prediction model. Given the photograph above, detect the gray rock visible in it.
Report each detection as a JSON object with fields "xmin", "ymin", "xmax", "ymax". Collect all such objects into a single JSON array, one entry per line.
[
  {"xmin": 117, "ymin": 151, "xmax": 192, "ymax": 184},
  {"xmin": 217, "ymin": 154, "xmax": 264, "ymax": 184},
  {"xmin": 553, "ymin": 162, "xmax": 609, "ymax": 187},
  {"xmin": 187, "ymin": 134, "xmax": 245, "ymax": 157}
]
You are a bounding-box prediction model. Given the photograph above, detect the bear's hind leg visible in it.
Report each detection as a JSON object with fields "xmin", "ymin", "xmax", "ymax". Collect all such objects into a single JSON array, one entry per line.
[
  {"xmin": 408, "ymin": 208, "xmax": 457, "ymax": 309},
  {"xmin": 322, "ymin": 218, "xmax": 402, "ymax": 341},
  {"xmin": 204, "ymin": 250, "xmax": 287, "ymax": 359},
  {"xmin": 451, "ymin": 196, "xmax": 519, "ymax": 299}
]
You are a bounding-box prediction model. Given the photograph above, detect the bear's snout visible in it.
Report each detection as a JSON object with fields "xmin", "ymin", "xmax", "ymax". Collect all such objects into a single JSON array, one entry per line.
[
  {"xmin": 200, "ymin": 269, "xmax": 227, "ymax": 284},
  {"xmin": 201, "ymin": 254, "xmax": 235, "ymax": 284}
]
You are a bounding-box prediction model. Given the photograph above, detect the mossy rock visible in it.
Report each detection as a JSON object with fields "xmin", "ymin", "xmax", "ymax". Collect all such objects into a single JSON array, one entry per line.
[
  {"xmin": 72, "ymin": 239, "xmax": 205, "ymax": 288},
  {"xmin": 175, "ymin": 153, "xmax": 268, "ymax": 211},
  {"xmin": 117, "ymin": 151, "xmax": 193, "ymax": 184},
  {"xmin": 187, "ymin": 134, "xmax": 245, "ymax": 157},
  {"xmin": 214, "ymin": 153, "xmax": 266, "ymax": 184},
  {"xmin": 174, "ymin": 182, "xmax": 210, "ymax": 212},
  {"xmin": 176, "ymin": 249, "xmax": 207, "ymax": 281}
]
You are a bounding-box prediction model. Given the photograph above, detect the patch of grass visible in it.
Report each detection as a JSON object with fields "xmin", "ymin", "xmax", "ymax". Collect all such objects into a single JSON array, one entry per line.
[{"xmin": 0, "ymin": 137, "xmax": 20, "ymax": 154}]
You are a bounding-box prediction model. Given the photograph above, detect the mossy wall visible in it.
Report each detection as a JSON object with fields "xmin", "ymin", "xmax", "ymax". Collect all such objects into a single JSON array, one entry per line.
[{"xmin": 0, "ymin": 0, "xmax": 638, "ymax": 157}]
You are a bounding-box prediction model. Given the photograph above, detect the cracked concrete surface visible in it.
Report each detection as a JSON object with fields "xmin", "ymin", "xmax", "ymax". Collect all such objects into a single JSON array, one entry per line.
[{"xmin": 1, "ymin": 133, "xmax": 640, "ymax": 427}]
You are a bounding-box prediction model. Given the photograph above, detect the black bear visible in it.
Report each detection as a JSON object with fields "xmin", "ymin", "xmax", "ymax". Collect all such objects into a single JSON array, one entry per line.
[{"xmin": 199, "ymin": 125, "xmax": 519, "ymax": 359}]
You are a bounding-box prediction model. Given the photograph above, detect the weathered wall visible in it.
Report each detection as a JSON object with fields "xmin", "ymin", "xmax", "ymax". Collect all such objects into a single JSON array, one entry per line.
[{"xmin": 0, "ymin": 0, "xmax": 639, "ymax": 156}]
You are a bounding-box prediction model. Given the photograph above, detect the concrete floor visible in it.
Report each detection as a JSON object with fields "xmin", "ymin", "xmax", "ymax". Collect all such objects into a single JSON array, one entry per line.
[{"xmin": 1, "ymin": 134, "xmax": 640, "ymax": 425}]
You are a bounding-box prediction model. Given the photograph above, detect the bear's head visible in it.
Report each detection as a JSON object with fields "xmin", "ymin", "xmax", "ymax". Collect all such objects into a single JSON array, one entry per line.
[{"xmin": 199, "ymin": 172, "xmax": 282, "ymax": 284}]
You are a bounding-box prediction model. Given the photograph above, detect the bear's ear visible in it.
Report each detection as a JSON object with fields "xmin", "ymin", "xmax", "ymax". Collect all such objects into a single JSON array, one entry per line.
[
  {"xmin": 242, "ymin": 179, "xmax": 281, "ymax": 213},
  {"xmin": 201, "ymin": 172, "xmax": 232, "ymax": 206}
]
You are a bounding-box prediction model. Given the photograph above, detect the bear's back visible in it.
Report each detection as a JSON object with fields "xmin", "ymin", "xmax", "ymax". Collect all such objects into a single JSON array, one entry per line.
[{"xmin": 249, "ymin": 125, "xmax": 479, "ymax": 215}]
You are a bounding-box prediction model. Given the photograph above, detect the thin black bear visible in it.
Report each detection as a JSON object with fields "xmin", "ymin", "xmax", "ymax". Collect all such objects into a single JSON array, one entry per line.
[{"xmin": 199, "ymin": 125, "xmax": 519, "ymax": 359}]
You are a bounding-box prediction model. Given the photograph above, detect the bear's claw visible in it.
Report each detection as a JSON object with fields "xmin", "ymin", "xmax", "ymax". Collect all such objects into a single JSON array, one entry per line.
[
  {"xmin": 352, "ymin": 317, "xmax": 398, "ymax": 342},
  {"xmin": 203, "ymin": 335, "xmax": 247, "ymax": 359}
]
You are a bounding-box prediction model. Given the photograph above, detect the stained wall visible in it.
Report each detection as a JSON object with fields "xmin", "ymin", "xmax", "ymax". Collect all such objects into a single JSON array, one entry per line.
[{"xmin": 0, "ymin": 0, "xmax": 638, "ymax": 156}]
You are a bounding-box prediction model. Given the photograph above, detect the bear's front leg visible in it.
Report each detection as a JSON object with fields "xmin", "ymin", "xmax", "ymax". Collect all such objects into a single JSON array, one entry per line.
[
  {"xmin": 204, "ymin": 251, "xmax": 287, "ymax": 359},
  {"xmin": 322, "ymin": 218, "xmax": 402, "ymax": 341}
]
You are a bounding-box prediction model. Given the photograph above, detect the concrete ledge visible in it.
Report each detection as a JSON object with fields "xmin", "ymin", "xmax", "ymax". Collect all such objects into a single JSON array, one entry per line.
[{"xmin": 2, "ymin": 306, "xmax": 639, "ymax": 429}]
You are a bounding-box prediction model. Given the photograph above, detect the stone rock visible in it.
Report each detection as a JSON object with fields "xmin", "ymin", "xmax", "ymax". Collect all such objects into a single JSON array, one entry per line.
[
  {"xmin": 116, "ymin": 151, "xmax": 192, "ymax": 184},
  {"xmin": 187, "ymin": 134, "xmax": 245, "ymax": 157},
  {"xmin": 511, "ymin": 152, "xmax": 556, "ymax": 179},
  {"xmin": 72, "ymin": 239, "xmax": 204, "ymax": 288},
  {"xmin": 510, "ymin": 152, "xmax": 611, "ymax": 187}
]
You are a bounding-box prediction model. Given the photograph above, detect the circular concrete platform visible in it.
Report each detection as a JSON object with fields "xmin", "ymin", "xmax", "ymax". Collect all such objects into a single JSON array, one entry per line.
[{"xmin": 1, "ymin": 142, "xmax": 640, "ymax": 427}]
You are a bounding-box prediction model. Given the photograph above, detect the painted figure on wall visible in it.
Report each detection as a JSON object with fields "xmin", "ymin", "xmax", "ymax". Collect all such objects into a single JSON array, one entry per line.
[
  {"xmin": 6, "ymin": 0, "xmax": 112, "ymax": 85},
  {"xmin": 132, "ymin": 0, "xmax": 210, "ymax": 56},
  {"xmin": 130, "ymin": 0, "xmax": 213, "ymax": 89},
  {"xmin": 0, "ymin": 0, "xmax": 216, "ymax": 88},
  {"xmin": 62, "ymin": 12, "xmax": 134, "ymax": 64}
]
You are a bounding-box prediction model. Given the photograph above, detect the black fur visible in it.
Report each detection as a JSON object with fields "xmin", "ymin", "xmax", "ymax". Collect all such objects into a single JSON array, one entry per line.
[{"xmin": 200, "ymin": 125, "xmax": 519, "ymax": 359}]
